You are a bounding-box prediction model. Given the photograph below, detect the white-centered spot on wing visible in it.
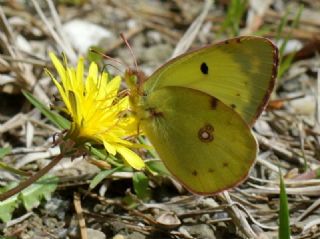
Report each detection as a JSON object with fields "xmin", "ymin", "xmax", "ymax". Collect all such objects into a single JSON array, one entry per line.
[{"xmin": 198, "ymin": 124, "xmax": 214, "ymax": 143}]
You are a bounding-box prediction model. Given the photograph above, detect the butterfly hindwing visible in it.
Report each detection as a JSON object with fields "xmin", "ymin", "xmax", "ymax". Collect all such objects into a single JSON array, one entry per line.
[{"xmin": 140, "ymin": 86, "xmax": 257, "ymax": 194}]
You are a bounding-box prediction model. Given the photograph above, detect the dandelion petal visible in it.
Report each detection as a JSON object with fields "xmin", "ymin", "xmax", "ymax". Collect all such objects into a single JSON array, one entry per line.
[{"xmin": 116, "ymin": 146, "xmax": 145, "ymax": 170}]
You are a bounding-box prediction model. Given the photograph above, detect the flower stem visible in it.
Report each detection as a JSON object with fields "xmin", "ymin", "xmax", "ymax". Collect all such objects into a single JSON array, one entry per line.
[{"xmin": 0, "ymin": 154, "xmax": 64, "ymax": 201}]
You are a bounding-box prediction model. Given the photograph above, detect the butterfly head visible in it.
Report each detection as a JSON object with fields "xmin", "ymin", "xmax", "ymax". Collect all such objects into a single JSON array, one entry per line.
[
  {"xmin": 124, "ymin": 68, "xmax": 149, "ymax": 119},
  {"xmin": 125, "ymin": 68, "xmax": 148, "ymax": 95}
]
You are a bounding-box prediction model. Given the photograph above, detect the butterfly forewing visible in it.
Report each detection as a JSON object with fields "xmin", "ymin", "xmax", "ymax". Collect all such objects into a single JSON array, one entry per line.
[{"xmin": 143, "ymin": 36, "xmax": 278, "ymax": 125}]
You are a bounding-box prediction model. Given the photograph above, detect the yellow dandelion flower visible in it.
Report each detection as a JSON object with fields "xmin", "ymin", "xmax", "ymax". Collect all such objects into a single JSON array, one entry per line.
[{"xmin": 47, "ymin": 52, "xmax": 145, "ymax": 170}]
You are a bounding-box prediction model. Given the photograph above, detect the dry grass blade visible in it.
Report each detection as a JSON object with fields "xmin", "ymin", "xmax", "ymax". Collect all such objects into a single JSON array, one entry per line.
[
  {"xmin": 296, "ymin": 197, "xmax": 320, "ymax": 222},
  {"xmin": 31, "ymin": 0, "xmax": 77, "ymax": 62},
  {"xmin": 171, "ymin": 0, "xmax": 212, "ymax": 58},
  {"xmin": 247, "ymin": 183, "xmax": 320, "ymax": 196},
  {"xmin": 257, "ymin": 151, "xmax": 279, "ymax": 172},
  {"xmin": 46, "ymin": 0, "xmax": 76, "ymax": 59},
  {"xmin": 0, "ymin": 6, "xmax": 48, "ymax": 101}
]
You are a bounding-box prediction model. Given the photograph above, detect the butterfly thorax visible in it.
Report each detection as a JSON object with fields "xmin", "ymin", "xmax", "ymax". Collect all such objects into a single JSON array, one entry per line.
[{"xmin": 125, "ymin": 69, "xmax": 154, "ymax": 122}]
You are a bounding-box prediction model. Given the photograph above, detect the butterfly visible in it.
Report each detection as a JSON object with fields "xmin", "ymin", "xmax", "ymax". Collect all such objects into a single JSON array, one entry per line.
[{"xmin": 125, "ymin": 36, "xmax": 279, "ymax": 195}]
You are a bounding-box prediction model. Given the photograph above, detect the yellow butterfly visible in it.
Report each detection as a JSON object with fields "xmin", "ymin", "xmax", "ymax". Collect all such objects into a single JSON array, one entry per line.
[{"xmin": 126, "ymin": 36, "xmax": 279, "ymax": 195}]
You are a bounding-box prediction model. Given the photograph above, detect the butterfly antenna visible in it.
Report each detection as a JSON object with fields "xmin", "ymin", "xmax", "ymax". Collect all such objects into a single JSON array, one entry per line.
[
  {"xmin": 90, "ymin": 48, "xmax": 127, "ymax": 68},
  {"xmin": 120, "ymin": 32, "xmax": 138, "ymax": 72},
  {"xmin": 101, "ymin": 63, "xmax": 123, "ymax": 75}
]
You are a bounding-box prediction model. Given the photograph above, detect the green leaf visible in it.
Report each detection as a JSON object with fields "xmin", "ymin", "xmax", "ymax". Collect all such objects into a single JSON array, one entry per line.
[
  {"xmin": 279, "ymin": 170, "xmax": 291, "ymax": 239},
  {"xmin": 0, "ymin": 162, "xmax": 30, "ymax": 177},
  {"xmin": 122, "ymin": 194, "xmax": 139, "ymax": 209},
  {"xmin": 89, "ymin": 166, "xmax": 123, "ymax": 190},
  {"xmin": 0, "ymin": 147, "xmax": 11, "ymax": 159},
  {"xmin": 276, "ymin": 8, "xmax": 290, "ymax": 42},
  {"xmin": 0, "ymin": 196, "xmax": 19, "ymax": 222},
  {"xmin": 0, "ymin": 182, "xmax": 19, "ymax": 222},
  {"xmin": 146, "ymin": 160, "xmax": 171, "ymax": 176},
  {"xmin": 278, "ymin": 52, "xmax": 295, "ymax": 79},
  {"xmin": 220, "ymin": 0, "xmax": 247, "ymax": 37},
  {"xmin": 87, "ymin": 46, "xmax": 104, "ymax": 64},
  {"xmin": 22, "ymin": 90, "xmax": 70, "ymax": 130},
  {"xmin": 85, "ymin": 143, "xmax": 123, "ymax": 167},
  {"xmin": 0, "ymin": 147, "xmax": 30, "ymax": 177},
  {"xmin": 133, "ymin": 172, "xmax": 151, "ymax": 201},
  {"xmin": 315, "ymin": 167, "xmax": 320, "ymax": 178},
  {"xmin": 19, "ymin": 175, "xmax": 59, "ymax": 211},
  {"xmin": 276, "ymin": 5, "xmax": 304, "ymax": 78},
  {"xmin": 0, "ymin": 176, "xmax": 59, "ymax": 222}
]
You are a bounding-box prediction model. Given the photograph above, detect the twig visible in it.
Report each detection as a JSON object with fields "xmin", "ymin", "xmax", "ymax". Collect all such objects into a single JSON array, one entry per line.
[
  {"xmin": 4, "ymin": 212, "xmax": 33, "ymax": 228},
  {"xmin": 219, "ymin": 192, "xmax": 257, "ymax": 238},
  {"xmin": 296, "ymin": 197, "xmax": 320, "ymax": 222},
  {"xmin": 235, "ymin": 202, "xmax": 278, "ymax": 231},
  {"xmin": 256, "ymin": 134, "xmax": 305, "ymax": 166},
  {"xmin": 74, "ymin": 192, "xmax": 88, "ymax": 239}
]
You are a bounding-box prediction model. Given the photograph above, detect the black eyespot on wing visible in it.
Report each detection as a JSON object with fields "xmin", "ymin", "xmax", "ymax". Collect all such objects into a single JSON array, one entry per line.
[
  {"xmin": 208, "ymin": 168, "xmax": 215, "ymax": 173},
  {"xmin": 192, "ymin": 170, "xmax": 198, "ymax": 176},
  {"xmin": 200, "ymin": 62, "xmax": 209, "ymax": 75}
]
